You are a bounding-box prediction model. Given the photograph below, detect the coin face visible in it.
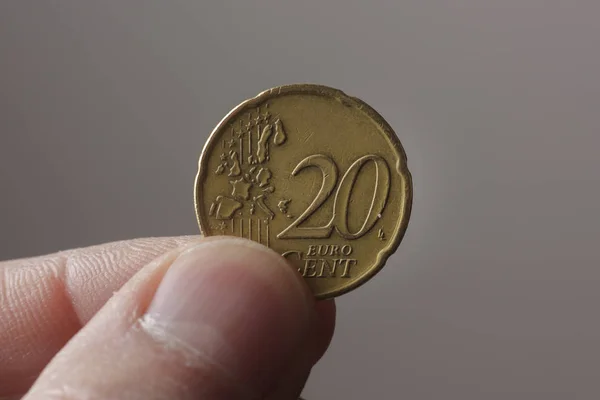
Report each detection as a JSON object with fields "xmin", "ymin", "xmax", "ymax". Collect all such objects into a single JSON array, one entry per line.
[{"xmin": 195, "ymin": 84, "xmax": 412, "ymax": 299}]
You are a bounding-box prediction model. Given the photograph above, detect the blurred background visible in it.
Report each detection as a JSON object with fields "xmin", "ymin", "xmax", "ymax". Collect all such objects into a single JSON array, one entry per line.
[{"xmin": 1, "ymin": 1, "xmax": 599, "ymax": 399}]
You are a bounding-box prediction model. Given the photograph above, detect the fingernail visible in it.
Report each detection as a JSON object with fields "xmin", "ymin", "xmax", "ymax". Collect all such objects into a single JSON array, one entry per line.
[{"xmin": 142, "ymin": 238, "xmax": 313, "ymax": 395}]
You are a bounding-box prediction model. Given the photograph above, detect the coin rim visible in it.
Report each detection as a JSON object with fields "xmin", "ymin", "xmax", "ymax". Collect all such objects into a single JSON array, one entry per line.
[{"xmin": 194, "ymin": 83, "xmax": 413, "ymax": 299}]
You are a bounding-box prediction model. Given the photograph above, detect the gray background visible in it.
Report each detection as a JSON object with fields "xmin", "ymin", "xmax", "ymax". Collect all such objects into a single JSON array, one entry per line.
[{"xmin": 1, "ymin": 1, "xmax": 599, "ymax": 399}]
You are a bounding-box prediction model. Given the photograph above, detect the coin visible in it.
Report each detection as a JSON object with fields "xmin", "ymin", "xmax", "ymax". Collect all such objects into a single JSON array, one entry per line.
[{"xmin": 195, "ymin": 84, "xmax": 412, "ymax": 299}]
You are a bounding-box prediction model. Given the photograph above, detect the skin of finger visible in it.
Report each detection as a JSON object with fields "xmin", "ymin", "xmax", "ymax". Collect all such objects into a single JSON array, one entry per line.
[
  {"xmin": 266, "ymin": 300, "xmax": 337, "ymax": 400},
  {"xmin": 0, "ymin": 236, "xmax": 199, "ymax": 397},
  {"xmin": 23, "ymin": 238, "xmax": 336, "ymax": 400}
]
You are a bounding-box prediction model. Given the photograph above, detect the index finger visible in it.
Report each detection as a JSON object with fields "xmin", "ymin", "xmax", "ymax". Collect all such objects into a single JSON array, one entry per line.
[
  {"xmin": 0, "ymin": 236, "xmax": 336, "ymax": 398},
  {"xmin": 0, "ymin": 236, "xmax": 198, "ymax": 397}
]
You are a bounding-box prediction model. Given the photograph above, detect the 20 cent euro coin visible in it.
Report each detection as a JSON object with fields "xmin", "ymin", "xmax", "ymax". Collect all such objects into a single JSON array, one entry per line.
[{"xmin": 194, "ymin": 84, "xmax": 412, "ymax": 299}]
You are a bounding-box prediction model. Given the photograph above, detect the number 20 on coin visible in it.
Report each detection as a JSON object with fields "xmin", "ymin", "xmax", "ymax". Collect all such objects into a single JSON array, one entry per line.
[{"xmin": 195, "ymin": 84, "xmax": 412, "ymax": 299}]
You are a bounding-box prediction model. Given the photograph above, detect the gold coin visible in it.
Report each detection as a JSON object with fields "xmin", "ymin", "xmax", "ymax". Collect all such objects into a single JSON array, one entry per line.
[{"xmin": 195, "ymin": 84, "xmax": 412, "ymax": 299}]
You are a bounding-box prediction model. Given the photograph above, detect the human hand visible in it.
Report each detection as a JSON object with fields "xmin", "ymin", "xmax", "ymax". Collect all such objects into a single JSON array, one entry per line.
[{"xmin": 0, "ymin": 236, "xmax": 336, "ymax": 399}]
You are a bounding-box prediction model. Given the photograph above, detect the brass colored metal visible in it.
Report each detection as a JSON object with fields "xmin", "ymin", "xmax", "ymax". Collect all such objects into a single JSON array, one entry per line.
[{"xmin": 195, "ymin": 84, "xmax": 412, "ymax": 299}]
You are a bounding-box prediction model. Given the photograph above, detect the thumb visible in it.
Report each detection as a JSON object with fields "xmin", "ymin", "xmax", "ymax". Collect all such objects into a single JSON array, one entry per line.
[{"xmin": 24, "ymin": 237, "xmax": 329, "ymax": 400}]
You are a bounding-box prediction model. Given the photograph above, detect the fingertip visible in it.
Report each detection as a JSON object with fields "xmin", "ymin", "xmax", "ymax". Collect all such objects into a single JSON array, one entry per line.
[
  {"xmin": 131, "ymin": 237, "xmax": 318, "ymax": 396},
  {"xmin": 25, "ymin": 237, "xmax": 324, "ymax": 399},
  {"xmin": 311, "ymin": 300, "xmax": 337, "ymax": 364}
]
